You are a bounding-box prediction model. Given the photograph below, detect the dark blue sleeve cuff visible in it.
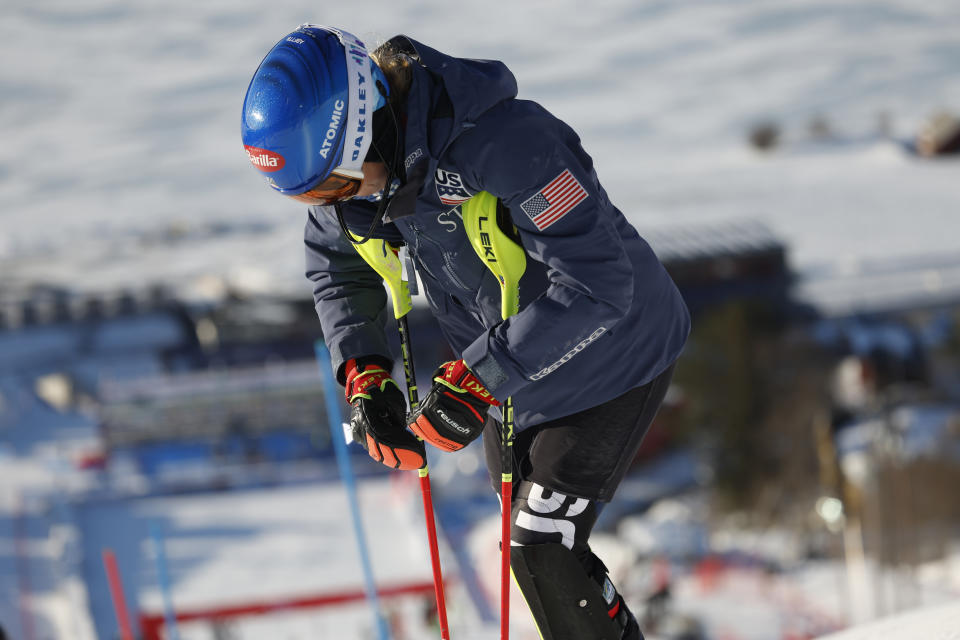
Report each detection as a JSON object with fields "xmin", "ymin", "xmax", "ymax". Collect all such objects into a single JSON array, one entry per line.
[{"xmin": 462, "ymin": 329, "xmax": 529, "ymax": 400}]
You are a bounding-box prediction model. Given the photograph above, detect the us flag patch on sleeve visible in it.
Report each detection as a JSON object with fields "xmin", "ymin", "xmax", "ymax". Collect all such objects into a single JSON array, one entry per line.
[{"xmin": 519, "ymin": 169, "xmax": 589, "ymax": 230}]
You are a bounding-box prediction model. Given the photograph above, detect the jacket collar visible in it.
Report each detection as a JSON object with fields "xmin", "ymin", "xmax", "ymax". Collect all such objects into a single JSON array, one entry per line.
[{"xmin": 383, "ymin": 62, "xmax": 452, "ymax": 222}]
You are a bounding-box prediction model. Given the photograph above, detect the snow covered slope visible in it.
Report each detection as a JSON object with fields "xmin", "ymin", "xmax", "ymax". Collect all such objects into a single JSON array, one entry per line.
[
  {"xmin": 1, "ymin": 0, "xmax": 958, "ymax": 306},
  {"xmin": 817, "ymin": 600, "xmax": 960, "ymax": 640},
  {"xmin": 77, "ymin": 478, "xmax": 450, "ymax": 640}
]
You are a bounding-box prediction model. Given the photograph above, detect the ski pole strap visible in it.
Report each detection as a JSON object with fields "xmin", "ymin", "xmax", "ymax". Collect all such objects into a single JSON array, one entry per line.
[
  {"xmin": 461, "ymin": 191, "xmax": 526, "ymax": 320},
  {"xmin": 352, "ymin": 237, "xmax": 413, "ymax": 319}
]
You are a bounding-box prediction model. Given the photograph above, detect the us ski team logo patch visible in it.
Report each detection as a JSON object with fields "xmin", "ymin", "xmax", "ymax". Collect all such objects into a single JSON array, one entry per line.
[
  {"xmin": 435, "ymin": 168, "xmax": 473, "ymax": 206},
  {"xmin": 520, "ymin": 169, "xmax": 588, "ymax": 230}
]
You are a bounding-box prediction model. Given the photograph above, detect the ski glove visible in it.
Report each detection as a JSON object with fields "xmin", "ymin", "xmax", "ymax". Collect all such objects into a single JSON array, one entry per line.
[
  {"xmin": 410, "ymin": 359, "xmax": 500, "ymax": 452},
  {"xmin": 345, "ymin": 358, "xmax": 426, "ymax": 471}
]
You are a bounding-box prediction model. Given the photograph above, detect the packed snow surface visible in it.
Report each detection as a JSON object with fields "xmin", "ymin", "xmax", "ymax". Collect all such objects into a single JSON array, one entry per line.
[{"xmin": 817, "ymin": 600, "xmax": 960, "ymax": 640}]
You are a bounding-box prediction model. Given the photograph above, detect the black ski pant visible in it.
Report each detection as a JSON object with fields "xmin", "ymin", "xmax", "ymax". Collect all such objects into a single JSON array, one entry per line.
[
  {"xmin": 481, "ymin": 364, "xmax": 672, "ymax": 638},
  {"xmin": 482, "ymin": 363, "xmax": 674, "ymax": 506}
]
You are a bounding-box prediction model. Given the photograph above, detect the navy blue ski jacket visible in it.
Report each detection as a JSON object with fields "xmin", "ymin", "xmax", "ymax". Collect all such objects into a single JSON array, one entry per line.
[{"xmin": 305, "ymin": 37, "xmax": 690, "ymax": 429}]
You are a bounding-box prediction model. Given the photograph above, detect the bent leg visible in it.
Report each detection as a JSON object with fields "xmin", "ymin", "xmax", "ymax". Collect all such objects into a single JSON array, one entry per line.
[
  {"xmin": 481, "ymin": 368, "xmax": 674, "ymax": 638},
  {"xmin": 509, "ymin": 481, "xmax": 642, "ymax": 640}
]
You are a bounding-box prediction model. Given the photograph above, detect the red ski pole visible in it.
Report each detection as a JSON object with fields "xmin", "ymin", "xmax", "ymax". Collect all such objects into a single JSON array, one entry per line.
[
  {"xmin": 102, "ymin": 549, "xmax": 135, "ymax": 640},
  {"xmin": 352, "ymin": 239, "xmax": 450, "ymax": 639},
  {"xmin": 461, "ymin": 192, "xmax": 526, "ymax": 640},
  {"xmin": 399, "ymin": 313, "xmax": 451, "ymax": 640},
  {"xmin": 500, "ymin": 399, "xmax": 515, "ymax": 640}
]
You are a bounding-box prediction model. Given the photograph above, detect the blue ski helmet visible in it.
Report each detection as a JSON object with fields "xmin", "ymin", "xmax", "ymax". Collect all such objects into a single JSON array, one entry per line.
[{"xmin": 241, "ymin": 25, "xmax": 388, "ymax": 197}]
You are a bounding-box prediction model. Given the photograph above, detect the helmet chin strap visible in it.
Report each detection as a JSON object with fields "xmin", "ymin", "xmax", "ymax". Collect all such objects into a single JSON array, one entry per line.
[{"xmin": 336, "ymin": 78, "xmax": 402, "ymax": 245}]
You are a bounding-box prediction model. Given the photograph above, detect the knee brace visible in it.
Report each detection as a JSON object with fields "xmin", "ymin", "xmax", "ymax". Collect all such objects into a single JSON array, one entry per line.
[
  {"xmin": 510, "ymin": 480, "xmax": 598, "ymax": 554},
  {"xmin": 508, "ymin": 481, "xmax": 641, "ymax": 639}
]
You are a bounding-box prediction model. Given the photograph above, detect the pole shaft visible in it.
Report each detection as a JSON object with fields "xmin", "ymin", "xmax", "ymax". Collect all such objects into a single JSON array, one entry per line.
[
  {"xmin": 500, "ymin": 398, "xmax": 514, "ymax": 640},
  {"xmin": 150, "ymin": 523, "xmax": 181, "ymax": 640},
  {"xmin": 500, "ymin": 478, "xmax": 512, "ymax": 640},
  {"xmin": 399, "ymin": 315, "xmax": 451, "ymax": 639},
  {"xmin": 398, "ymin": 316, "xmax": 419, "ymax": 411},
  {"xmin": 419, "ymin": 472, "xmax": 451, "ymax": 639},
  {"xmin": 102, "ymin": 549, "xmax": 135, "ymax": 640}
]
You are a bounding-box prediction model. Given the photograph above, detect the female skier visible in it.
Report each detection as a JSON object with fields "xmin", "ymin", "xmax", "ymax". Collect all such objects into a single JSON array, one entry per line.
[{"xmin": 241, "ymin": 25, "xmax": 689, "ymax": 640}]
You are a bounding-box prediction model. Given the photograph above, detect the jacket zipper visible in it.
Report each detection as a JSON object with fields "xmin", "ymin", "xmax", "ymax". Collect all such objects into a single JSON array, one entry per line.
[{"xmin": 409, "ymin": 221, "xmax": 472, "ymax": 292}]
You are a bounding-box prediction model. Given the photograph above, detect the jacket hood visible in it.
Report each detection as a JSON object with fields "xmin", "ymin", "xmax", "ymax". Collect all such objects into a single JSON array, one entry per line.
[
  {"xmin": 371, "ymin": 36, "xmax": 518, "ymax": 223},
  {"xmin": 399, "ymin": 36, "xmax": 518, "ymax": 152}
]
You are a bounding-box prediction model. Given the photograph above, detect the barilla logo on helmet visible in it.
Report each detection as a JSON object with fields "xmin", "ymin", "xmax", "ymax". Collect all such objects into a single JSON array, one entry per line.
[{"xmin": 244, "ymin": 146, "xmax": 285, "ymax": 172}]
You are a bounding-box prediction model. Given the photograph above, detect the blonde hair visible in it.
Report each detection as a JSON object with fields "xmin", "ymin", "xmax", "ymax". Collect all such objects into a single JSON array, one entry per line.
[{"xmin": 371, "ymin": 39, "xmax": 413, "ymax": 106}]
